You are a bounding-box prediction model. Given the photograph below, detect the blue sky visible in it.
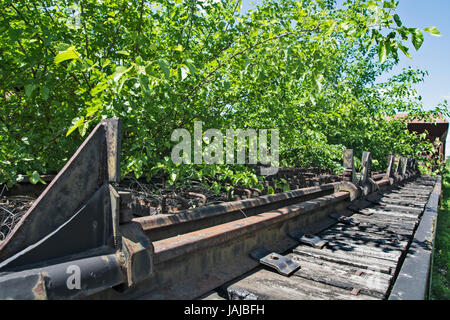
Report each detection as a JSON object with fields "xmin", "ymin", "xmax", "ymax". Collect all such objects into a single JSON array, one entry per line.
[{"xmin": 241, "ymin": 0, "xmax": 450, "ymax": 155}]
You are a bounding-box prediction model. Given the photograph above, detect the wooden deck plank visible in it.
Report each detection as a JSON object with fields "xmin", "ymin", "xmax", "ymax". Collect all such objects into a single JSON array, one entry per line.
[
  {"xmin": 293, "ymin": 245, "xmax": 396, "ymax": 274},
  {"xmin": 212, "ymin": 177, "xmax": 436, "ymax": 301},
  {"xmin": 358, "ymin": 208, "xmax": 420, "ymax": 219},
  {"xmin": 323, "ymin": 226, "xmax": 410, "ymax": 244},
  {"xmin": 375, "ymin": 204, "xmax": 423, "ymax": 214},
  {"xmin": 351, "ymin": 215, "xmax": 416, "ymax": 231},
  {"xmin": 319, "ymin": 233, "xmax": 409, "ymax": 252},
  {"xmin": 225, "ymin": 269, "xmax": 378, "ymax": 300},
  {"xmin": 286, "ymin": 253, "xmax": 393, "ymax": 281},
  {"xmin": 287, "ymin": 254, "xmax": 390, "ymax": 298},
  {"xmin": 330, "ymin": 222, "xmax": 413, "ymax": 237}
]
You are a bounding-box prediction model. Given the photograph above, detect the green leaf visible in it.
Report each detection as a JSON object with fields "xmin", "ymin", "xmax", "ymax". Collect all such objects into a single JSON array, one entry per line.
[
  {"xmin": 79, "ymin": 121, "xmax": 89, "ymax": 137},
  {"xmin": 315, "ymin": 74, "xmax": 324, "ymax": 91},
  {"xmin": 112, "ymin": 65, "xmax": 133, "ymax": 83},
  {"xmin": 157, "ymin": 59, "xmax": 170, "ymax": 79},
  {"xmin": 86, "ymin": 106, "xmax": 99, "ymax": 117},
  {"xmin": 398, "ymin": 43, "xmax": 412, "ymax": 59},
  {"xmin": 54, "ymin": 47, "xmax": 80, "ymax": 64},
  {"xmin": 40, "ymin": 86, "xmax": 50, "ymax": 100},
  {"xmin": 411, "ymin": 28, "xmax": 424, "ymax": 50},
  {"xmin": 393, "ymin": 14, "xmax": 402, "ymax": 27},
  {"xmin": 30, "ymin": 171, "xmax": 46, "ymax": 185},
  {"xmin": 25, "ymin": 84, "xmax": 38, "ymax": 97},
  {"xmin": 21, "ymin": 137, "xmax": 29, "ymax": 145},
  {"xmin": 67, "ymin": 117, "xmax": 85, "ymax": 136},
  {"xmin": 383, "ymin": 1, "xmax": 396, "ymax": 9},
  {"xmin": 185, "ymin": 59, "xmax": 197, "ymax": 75},
  {"xmin": 378, "ymin": 41, "xmax": 387, "ymax": 63},
  {"xmin": 424, "ymin": 27, "xmax": 441, "ymax": 37},
  {"xmin": 173, "ymin": 45, "xmax": 183, "ymax": 52},
  {"xmin": 325, "ymin": 21, "xmax": 337, "ymax": 37},
  {"xmin": 180, "ymin": 65, "xmax": 189, "ymax": 80}
]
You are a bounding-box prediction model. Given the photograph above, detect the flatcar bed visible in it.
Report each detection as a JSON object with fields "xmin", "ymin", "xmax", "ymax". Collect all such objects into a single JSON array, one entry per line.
[{"xmin": 203, "ymin": 176, "xmax": 439, "ymax": 300}]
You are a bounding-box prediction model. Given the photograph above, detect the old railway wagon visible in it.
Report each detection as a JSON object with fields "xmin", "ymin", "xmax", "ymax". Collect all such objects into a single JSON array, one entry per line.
[{"xmin": 0, "ymin": 118, "xmax": 441, "ymax": 300}]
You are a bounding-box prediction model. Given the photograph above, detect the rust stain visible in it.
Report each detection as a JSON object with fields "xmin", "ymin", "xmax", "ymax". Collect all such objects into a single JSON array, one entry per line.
[{"xmin": 32, "ymin": 274, "xmax": 48, "ymax": 300}]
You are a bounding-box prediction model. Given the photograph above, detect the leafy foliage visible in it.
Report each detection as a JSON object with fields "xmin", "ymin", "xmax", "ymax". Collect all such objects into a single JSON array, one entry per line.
[
  {"xmin": 0, "ymin": 0, "xmax": 447, "ymax": 187},
  {"xmin": 431, "ymin": 161, "xmax": 450, "ymax": 300}
]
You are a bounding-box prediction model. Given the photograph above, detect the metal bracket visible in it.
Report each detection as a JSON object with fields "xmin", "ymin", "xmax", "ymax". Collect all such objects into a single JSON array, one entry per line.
[
  {"xmin": 250, "ymin": 248, "xmax": 300, "ymax": 276},
  {"xmin": 119, "ymin": 222, "xmax": 154, "ymax": 287},
  {"xmin": 334, "ymin": 182, "xmax": 360, "ymax": 201},
  {"xmin": 289, "ymin": 231, "xmax": 328, "ymax": 249},
  {"xmin": 227, "ymin": 288, "xmax": 258, "ymax": 300},
  {"xmin": 329, "ymin": 213, "xmax": 360, "ymax": 226}
]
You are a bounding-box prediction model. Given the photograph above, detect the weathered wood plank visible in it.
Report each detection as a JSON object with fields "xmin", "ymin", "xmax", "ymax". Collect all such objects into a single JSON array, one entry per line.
[
  {"xmin": 212, "ymin": 177, "xmax": 435, "ymax": 301},
  {"xmin": 383, "ymin": 194, "xmax": 429, "ymax": 200},
  {"xmin": 321, "ymin": 240, "xmax": 403, "ymax": 262},
  {"xmin": 359, "ymin": 211, "xmax": 419, "ymax": 224},
  {"xmin": 293, "ymin": 245, "xmax": 396, "ymax": 274},
  {"xmin": 224, "ymin": 269, "xmax": 377, "ymax": 300},
  {"xmin": 323, "ymin": 226, "xmax": 409, "ymax": 244},
  {"xmin": 287, "ymin": 254, "xmax": 390, "ymax": 298},
  {"xmin": 352, "ymin": 211, "xmax": 417, "ymax": 225},
  {"xmin": 351, "ymin": 215, "xmax": 416, "ymax": 231},
  {"xmin": 375, "ymin": 204, "xmax": 423, "ymax": 214},
  {"xmin": 375, "ymin": 199, "xmax": 426, "ymax": 208},
  {"xmin": 359, "ymin": 208, "xmax": 419, "ymax": 219},
  {"xmin": 288, "ymin": 253, "xmax": 393, "ymax": 282},
  {"xmin": 331, "ymin": 223, "xmax": 413, "ymax": 238},
  {"xmin": 319, "ymin": 233, "xmax": 408, "ymax": 252}
]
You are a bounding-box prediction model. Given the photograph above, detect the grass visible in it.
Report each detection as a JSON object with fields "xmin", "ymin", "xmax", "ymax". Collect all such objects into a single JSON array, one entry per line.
[{"xmin": 430, "ymin": 162, "xmax": 450, "ymax": 300}]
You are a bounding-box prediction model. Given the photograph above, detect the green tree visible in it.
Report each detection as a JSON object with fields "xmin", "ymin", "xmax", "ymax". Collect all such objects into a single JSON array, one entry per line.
[{"xmin": 0, "ymin": 0, "xmax": 446, "ymax": 187}]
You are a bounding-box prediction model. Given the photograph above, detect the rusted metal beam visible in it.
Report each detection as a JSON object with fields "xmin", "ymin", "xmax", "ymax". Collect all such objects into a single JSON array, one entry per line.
[
  {"xmin": 0, "ymin": 253, "xmax": 125, "ymax": 300},
  {"xmin": 134, "ymin": 183, "xmax": 339, "ymax": 241},
  {"xmin": 87, "ymin": 192, "xmax": 352, "ymax": 299}
]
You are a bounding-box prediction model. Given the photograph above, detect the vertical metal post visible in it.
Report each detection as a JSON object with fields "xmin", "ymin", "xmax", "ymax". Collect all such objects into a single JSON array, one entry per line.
[
  {"xmin": 402, "ymin": 158, "xmax": 409, "ymax": 177},
  {"xmin": 396, "ymin": 157, "xmax": 403, "ymax": 177},
  {"xmin": 386, "ymin": 155, "xmax": 395, "ymax": 179},
  {"xmin": 359, "ymin": 151, "xmax": 372, "ymax": 185},
  {"xmin": 343, "ymin": 149, "xmax": 357, "ymax": 185}
]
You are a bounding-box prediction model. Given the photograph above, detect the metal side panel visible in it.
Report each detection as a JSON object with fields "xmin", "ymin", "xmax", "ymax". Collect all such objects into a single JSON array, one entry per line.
[
  {"xmin": 0, "ymin": 184, "xmax": 113, "ymax": 271},
  {"xmin": 0, "ymin": 118, "xmax": 121, "ymax": 263}
]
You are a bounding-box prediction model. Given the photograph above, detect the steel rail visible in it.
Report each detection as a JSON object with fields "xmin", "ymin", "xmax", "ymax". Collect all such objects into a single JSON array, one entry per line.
[{"xmin": 133, "ymin": 183, "xmax": 340, "ymax": 241}]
